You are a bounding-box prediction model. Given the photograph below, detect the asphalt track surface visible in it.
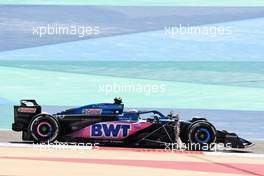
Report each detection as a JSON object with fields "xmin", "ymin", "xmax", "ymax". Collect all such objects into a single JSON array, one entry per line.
[{"xmin": 0, "ymin": 130, "xmax": 263, "ymax": 176}]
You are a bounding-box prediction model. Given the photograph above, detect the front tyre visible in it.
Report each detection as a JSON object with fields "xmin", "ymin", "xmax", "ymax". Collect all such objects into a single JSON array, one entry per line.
[
  {"xmin": 29, "ymin": 114, "xmax": 60, "ymax": 143},
  {"xmin": 187, "ymin": 121, "xmax": 216, "ymax": 150}
]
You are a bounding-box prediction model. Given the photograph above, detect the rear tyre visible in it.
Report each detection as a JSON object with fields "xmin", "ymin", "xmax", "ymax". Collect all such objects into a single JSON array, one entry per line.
[
  {"xmin": 29, "ymin": 114, "xmax": 60, "ymax": 143},
  {"xmin": 187, "ymin": 121, "xmax": 216, "ymax": 150}
]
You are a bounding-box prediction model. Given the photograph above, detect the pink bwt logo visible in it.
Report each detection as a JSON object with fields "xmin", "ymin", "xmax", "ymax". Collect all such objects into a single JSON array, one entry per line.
[{"xmin": 91, "ymin": 123, "xmax": 131, "ymax": 138}]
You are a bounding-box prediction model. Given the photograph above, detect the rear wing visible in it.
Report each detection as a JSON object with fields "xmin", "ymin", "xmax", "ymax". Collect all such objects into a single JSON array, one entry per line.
[
  {"xmin": 19, "ymin": 99, "xmax": 39, "ymax": 107},
  {"xmin": 12, "ymin": 100, "xmax": 41, "ymax": 131}
]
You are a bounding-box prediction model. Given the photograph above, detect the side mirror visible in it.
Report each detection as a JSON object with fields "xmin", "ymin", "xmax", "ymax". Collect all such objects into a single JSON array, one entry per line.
[{"xmin": 154, "ymin": 115, "xmax": 159, "ymax": 122}]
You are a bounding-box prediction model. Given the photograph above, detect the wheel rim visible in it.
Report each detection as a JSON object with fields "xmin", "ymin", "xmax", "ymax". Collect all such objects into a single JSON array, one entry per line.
[{"xmin": 188, "ymin": 122, "xmax": 216, "ymax": 146}]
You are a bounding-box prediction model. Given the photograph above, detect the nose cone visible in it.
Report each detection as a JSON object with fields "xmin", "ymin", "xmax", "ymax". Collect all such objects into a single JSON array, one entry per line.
[{"xmin": 225, "ymin": 133, "xmax": 254, "ymax": 148}]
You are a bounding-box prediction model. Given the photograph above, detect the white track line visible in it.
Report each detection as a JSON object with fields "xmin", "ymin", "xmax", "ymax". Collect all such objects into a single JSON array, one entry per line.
[
  {"xmin": 0, "ymin": 142, "xmax": 94, "ymax": 151},
  {"xmin": 204, "ymin": 151, "xmax": 264, "ymax": 158},
  {"xmin": 0, "ymin": 142, "xmax": 264, "ymax": 158},
  {"xmin": 0, "ymin": 142, "xmax": 33, "ymax": 148}
]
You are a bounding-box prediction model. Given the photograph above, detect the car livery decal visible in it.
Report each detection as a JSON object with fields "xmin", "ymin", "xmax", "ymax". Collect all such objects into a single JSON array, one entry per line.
[
  {"xmin": 82, "ymin": 109, "xmax": 102, "ymax": 115},
  {"xmin": 67, "ymin": 122, "xmax": 152, "ymax": 140},
  {"xmin": 18, "ymin": 107, "xmax": 37, "ymax": 113},
  {"xmin": 91, "ymin": 123, "xmax": 131, "ymax": 138}
]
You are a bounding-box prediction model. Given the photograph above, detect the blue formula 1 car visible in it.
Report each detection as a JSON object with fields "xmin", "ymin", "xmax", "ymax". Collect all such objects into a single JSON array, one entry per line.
[{"xmin": 12, "ymin": 98, "xmax": 253, "ymax": 150}]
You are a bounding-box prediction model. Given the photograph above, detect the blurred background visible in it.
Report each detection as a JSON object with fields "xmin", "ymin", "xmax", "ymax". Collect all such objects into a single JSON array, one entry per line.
[{"xmin": 0, "ymin": 1, "xmax": 263, "ymax": 139}]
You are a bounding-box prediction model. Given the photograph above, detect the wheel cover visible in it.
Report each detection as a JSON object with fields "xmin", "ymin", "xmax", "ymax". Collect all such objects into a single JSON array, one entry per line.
[
  {"xmin": 36, "ymin": 121, "xmax": 52, "ymax": 137},
  {"xmin": 30, "ymin": 115, "xmax": 59, "ymax": 142},
  {"xmin": 194, "ymin": 127, "xmax": 211, "ymax": 144}
]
